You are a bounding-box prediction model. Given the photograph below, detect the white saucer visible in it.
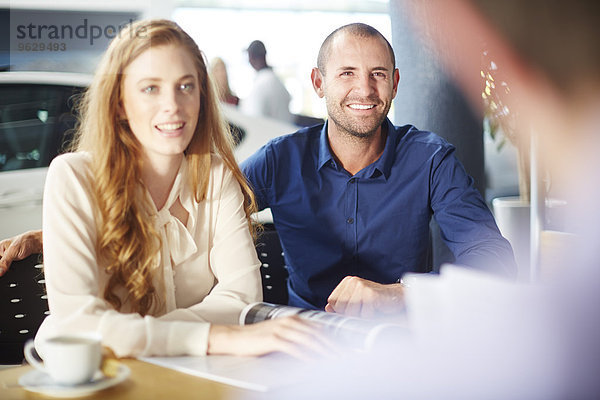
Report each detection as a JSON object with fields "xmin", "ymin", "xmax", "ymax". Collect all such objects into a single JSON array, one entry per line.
[{"xmin": 19, "ymin": 364, "xmax": 130, "ymax": 398}]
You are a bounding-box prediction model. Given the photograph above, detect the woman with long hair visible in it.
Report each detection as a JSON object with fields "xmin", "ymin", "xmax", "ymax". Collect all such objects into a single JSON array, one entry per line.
[{"xmin": 35, "ymin": 19, "xmax": 325, "ymax": 358}]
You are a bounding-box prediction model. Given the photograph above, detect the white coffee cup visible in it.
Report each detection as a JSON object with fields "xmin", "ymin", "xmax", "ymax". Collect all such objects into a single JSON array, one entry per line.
[{"xmin": 24, "ymin": 333, "xmax": 102, "ymax": 385}]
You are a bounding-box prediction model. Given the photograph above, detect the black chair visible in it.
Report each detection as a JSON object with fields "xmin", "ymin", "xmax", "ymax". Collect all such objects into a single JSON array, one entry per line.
[
  {"xmin": 0, "ymin": 229, "xmax": 288, "ymax": 364},
  {"xmin": 0, "ymin": 253, "xmax": 48, "ymax": 365},
  {"xmin": 255, "ymin": 224, "xmax": 289, "ymax": 305}
]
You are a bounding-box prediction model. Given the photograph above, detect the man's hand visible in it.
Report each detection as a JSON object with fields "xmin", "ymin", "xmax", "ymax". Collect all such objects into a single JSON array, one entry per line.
[
  {"xmin": 325, "ymin": 276, "xmax": 405, "ymax": 318},
  {"xmin": 0, "ymin": 230, "xmax": 43, "ymax": 276}
]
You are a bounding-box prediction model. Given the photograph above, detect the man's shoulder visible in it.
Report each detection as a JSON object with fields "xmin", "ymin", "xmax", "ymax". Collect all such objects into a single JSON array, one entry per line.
[
  {"xmin": 241, "ymin": 124, "xmax": 323, "ymax": 172},
  {"xmin": 393, "ymin": 124, "xmax": 454, "ymax": 151},
  {"xmin": 266, "ymin": 123, "xmax": 324, "ymax": 152},
  {"xmin": 256, "ymin": 68, "xmax": 285, "ymax": 87}
]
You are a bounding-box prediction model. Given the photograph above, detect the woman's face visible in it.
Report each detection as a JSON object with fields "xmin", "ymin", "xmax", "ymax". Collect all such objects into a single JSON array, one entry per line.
[{"xmin": 121, "ymin": 44, "xmax": 200, "ymax": 163}]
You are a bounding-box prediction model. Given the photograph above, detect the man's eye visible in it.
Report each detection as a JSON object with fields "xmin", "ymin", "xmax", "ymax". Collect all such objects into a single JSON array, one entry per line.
[
  {"xmin": 341, "ymin": 71, "xmax": 353, "ymax": 76},
  {"xmin": 373, "ymin": 72, "xmax": 386, "ymax": 78}
]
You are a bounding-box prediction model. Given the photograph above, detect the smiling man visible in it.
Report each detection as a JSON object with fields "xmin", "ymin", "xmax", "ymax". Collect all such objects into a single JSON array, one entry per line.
[{"xmin": 242, "ymin": 23, "xmax": 516, "ymax": 317}]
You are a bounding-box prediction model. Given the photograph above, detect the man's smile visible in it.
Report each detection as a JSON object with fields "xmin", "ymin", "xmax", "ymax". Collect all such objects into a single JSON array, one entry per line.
[{"xmin": 347, "ymin": 104, "xmax": 376, "ymax": 110}]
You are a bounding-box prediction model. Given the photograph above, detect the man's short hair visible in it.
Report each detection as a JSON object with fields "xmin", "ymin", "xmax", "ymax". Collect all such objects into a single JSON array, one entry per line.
[
  {"xmin": 317, "ymin": 23, "xmax": 396, "ymax": 75},
  {"xmin": 247, "ymin": 40, "xmax": 267, "ymax": 58}
]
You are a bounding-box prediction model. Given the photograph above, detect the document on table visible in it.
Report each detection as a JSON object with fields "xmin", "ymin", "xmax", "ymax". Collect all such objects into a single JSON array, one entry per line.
[{"xmin": 141, "ymin": 353, "xmax": 302, "ymax": 392}]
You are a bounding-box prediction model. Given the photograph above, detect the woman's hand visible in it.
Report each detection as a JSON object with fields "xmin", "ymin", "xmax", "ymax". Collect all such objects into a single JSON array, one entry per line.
[
  {"xmin": 0, "ymin": 230, "xmax": 43, "ymax": 276},
  {"xmin": 208, "ymin": 316, "xmax": 334, "ymax": 360}
]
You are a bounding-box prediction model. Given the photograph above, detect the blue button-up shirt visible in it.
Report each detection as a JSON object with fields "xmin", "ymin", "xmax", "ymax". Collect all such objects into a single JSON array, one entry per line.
[{"xmin": 242, "ymin": 119, "xmax": 516, "ymax": 309}]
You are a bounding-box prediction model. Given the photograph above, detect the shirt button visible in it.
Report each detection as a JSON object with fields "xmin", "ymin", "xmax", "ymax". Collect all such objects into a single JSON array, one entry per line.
[{"xmin": 347, "ymin": 217, "xmax": 354, "ymax": 224}]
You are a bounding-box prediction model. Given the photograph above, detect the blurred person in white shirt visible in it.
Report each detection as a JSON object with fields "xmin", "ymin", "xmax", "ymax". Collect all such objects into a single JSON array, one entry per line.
[{"xmin": 240, "ymin": 40, "xmax": 294, "ymax": 123}]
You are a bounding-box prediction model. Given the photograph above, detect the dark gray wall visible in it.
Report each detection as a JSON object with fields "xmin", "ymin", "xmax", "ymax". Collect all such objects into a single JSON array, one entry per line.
[
  {"xmin": 5, "ymin": 9, "xmax": 139, "ymax": 73},
  {"xmin": 390, "ymin": 1, "xmax": 485, "ymax": 192},
  {"xmin": 389, "ymin": 1, "xmax": 486, "ymax": 269},
  {"xmin": 0, "ymin": 9, "xmax": 9, "ymax": 70}
]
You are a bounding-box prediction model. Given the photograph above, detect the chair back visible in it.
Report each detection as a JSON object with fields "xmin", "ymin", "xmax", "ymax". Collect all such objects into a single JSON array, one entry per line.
[
  {"xmin": 256, "ymin": 224, "xmax": 289, "ymax": 305},
  {"xmin": 0, "ymin": 254, "xmax": 48, "ymax": 364}
]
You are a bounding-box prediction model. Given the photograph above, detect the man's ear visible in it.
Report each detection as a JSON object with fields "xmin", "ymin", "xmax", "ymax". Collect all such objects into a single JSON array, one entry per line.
[
  {"xmin": 392, "ymin": 68, "xmax": 400, "ymax": 98},
  {"xmin": 311, "ymin": 67, "xmax": 325, "ymax": 98}
]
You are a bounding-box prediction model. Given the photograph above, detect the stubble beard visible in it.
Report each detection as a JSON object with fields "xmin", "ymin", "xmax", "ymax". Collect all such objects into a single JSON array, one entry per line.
[{"xmin": 326, "ymin": 98, "xmax": 391, "ymax": 140}]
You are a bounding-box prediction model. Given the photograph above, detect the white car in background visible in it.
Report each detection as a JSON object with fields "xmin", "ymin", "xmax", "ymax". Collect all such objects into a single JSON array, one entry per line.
[{"xmin": 0, "ymin": 71, "xmax": 299, "ymax": 239}]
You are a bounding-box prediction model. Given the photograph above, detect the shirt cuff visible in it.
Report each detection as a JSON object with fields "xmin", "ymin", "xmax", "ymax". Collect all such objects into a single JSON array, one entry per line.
[{"xmin": 169, "ymin": 321, "xmax": 210, "ymax": 356}]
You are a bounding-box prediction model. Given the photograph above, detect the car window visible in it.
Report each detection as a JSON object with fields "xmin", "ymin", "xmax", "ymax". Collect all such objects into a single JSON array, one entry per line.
[{"xmin": 0, "ymin": 84, "xmax": 82, "ymax": 172}]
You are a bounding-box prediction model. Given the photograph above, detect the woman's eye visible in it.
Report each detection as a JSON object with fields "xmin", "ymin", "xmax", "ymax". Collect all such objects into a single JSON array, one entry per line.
[
  {"xmin": 180, "ymin": 83, "xmax": 194, "ymax": 92},
  {"xmin": 142, "ymin": 86, "xmax": 157, "ymax": 94}
]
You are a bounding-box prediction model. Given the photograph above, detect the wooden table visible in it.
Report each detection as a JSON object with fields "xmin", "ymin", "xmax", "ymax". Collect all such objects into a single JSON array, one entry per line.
[{"xmin": 0, "ymin": 359, "xmax": 254, "ymax": 399}]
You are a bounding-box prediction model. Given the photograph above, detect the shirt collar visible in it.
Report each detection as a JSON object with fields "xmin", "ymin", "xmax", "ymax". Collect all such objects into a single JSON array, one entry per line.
[
  {"xmin": 317, "ymin": 121, "xmax": 334, "ymax": 170},
  {"xmin": 376, "ymin": 118, "xmax": 398, "ymax": 180},
  {"xmin": 153, "ymin": 156, "xmax": 198, "ymax": 267},
  {"xmin": 317, "ymin": 118, "xmax": 396, "ymax": 179},
  {"xmin": 158, "ymin": 156, "xmax": 193, "ymax": 213}
]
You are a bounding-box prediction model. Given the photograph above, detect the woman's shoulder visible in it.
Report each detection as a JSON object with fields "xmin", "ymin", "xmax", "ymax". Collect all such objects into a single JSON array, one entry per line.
[
  {"xmin": 47, "ymin": 152, "xmax": 93, "ymax": 185},
  {"xmin": 206, "ymin": 153, "xmax": 240, "ymax": 195},
  {"xmin": 208, "ymin": 153, "xmax": 231, "ymax": 178},
  {"xmin": 49, "ymin": 152, "xmax": 92, "ymax": 170}
]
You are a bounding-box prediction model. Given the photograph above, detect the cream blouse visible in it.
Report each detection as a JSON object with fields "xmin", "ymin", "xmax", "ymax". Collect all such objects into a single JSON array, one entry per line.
[{"xmin": 36, "ymin": 152, "xmax": 262, "ymax": 357}]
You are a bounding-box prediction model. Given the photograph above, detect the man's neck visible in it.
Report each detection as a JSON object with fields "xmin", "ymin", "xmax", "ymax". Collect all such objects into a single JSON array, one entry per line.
[
  {"xmin": 254, "ymin": 63, "xmax": 269, "ymax": 72},
  {"xmin": 327, "ymin": 123, "xmax": 387, "ymax": 176}
]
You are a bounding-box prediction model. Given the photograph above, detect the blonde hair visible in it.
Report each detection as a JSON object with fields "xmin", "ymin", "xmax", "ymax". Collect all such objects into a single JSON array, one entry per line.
[
  {"xmin": 71, "ymin": 19, "xmax": 258, "ymax": 316},
  {"xmin": 209, "ymin": 57, "xmax": 233, "ymax": 101}
]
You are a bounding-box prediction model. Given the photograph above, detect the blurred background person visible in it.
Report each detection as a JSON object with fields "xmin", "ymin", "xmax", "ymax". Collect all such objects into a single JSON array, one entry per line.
[
  {"xmin": 240, "ymin": 39, "xmax": 294, "ymax": 123},
  {"xmin": 209, "ymin": 57, "xmax": 240, "ymax": 106}
]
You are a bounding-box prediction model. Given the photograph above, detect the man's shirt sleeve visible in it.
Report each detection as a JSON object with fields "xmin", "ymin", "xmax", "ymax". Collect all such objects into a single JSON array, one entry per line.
[
  {"xmin": 240, "ymin": 143, "xmax": 272, "ymax": 212},
  {"xmin": 429, "ymin": 145, "xmax": 518, "ymax": 278}
]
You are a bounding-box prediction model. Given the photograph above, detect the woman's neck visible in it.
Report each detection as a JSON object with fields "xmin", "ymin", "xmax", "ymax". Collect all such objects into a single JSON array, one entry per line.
[{"xmin": 141, "ymin": 153, "xmax": 184, "ymax": 210}]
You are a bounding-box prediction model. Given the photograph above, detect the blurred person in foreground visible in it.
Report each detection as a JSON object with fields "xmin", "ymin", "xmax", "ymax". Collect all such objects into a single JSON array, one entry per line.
[
  {"xmin": 240, "ymin": 39, "xmax": 294, "ymax": 123},
  {"xmin": 26, "ymin": 19, "xmax": 329, "ymax": 359},
  {"xmin": 256, "ymin": 1, "xmax": 600, "ymax": 398},
  {"xmin": 466, "ymin": 1, "xmax": 600, "ymax": 397},
  {"xmin": 1, "ymin": 22, "xmax": 516, "ymax": 320}
]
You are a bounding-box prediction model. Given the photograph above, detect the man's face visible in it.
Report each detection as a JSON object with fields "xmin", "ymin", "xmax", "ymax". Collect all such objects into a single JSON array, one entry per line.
[{"xmin": 312, "ymin": 33, "xmax": 399, "ymax": 139}]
